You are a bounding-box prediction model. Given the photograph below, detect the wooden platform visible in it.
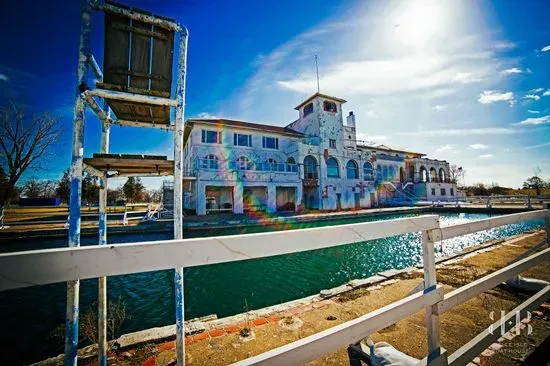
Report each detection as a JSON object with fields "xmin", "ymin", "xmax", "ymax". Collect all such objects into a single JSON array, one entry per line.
[
  {"xmin": 101, "ymin": 1, "xmax": 175, "ymax": 125},
  {"xmin": 84, "ymin": 154, "xmax": 174, "ymax": 177}
]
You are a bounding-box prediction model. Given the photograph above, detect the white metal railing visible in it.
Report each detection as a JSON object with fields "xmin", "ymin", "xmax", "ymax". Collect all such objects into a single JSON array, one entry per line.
[
  {"xmin": 196, "ymin": 159, "xmax": 298, "ymax": 173},
  {"xmin": 0, "ymin": 209, "xmax": 549, "ymax": 365}
]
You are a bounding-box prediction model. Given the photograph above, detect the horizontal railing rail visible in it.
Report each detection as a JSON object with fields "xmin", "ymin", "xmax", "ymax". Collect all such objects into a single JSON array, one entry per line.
[
  {"xmin": 0, "ymin": 209, "xmax": 548, "ymax": 366},
  {"xmin": 0, "ymin": 215, "xmax": 440, "ymax": 291}
]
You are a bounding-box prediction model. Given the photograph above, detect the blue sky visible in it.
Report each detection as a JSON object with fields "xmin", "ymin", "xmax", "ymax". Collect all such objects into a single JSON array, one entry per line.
[{"xmin": 1, "ymin": 0, "xmax": 549, "ymax": 189}]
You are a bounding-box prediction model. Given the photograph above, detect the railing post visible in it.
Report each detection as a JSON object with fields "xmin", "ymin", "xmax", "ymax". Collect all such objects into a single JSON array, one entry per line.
[
  {"xmin": 545, "ymin": 203, "xmax": 549, "ymax": 247},
  {"xmin": 421, "ymin": 228, "xmax": 446, "ymax": 365},
  {"xmin": 65, "ymin": 1, "xmax": 91, "ymax": 364},
  {"xmin": 174, "ymin": 27, "xmax": 189, "ymax": 366}
]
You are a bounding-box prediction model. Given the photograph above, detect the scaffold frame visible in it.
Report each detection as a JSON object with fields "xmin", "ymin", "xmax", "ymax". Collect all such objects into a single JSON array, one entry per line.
[{"xmin": 68, "ymin": 1, "xmax": 188, "ymax": 365}]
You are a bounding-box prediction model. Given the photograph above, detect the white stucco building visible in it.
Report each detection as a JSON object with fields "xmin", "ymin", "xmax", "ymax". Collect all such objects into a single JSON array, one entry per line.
[{"xmin": 182, "ymin": 93, "xmax": 458, "ymax": 215}]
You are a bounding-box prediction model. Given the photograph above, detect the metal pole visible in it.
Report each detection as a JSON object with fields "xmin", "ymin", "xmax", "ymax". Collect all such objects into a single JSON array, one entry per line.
[
  {"xmin": 421, "ymin": 228, "xmax": 443, "ymax": 364},
  {"xmin": 174, "ymin": 27, "xmax": 189, "ymax": 366},
  {"xmin": 544, "ymin": 203, "xmax": 549, "ymax": 247},
  {"xmin": 66, "ymin": 0, "xmax": 92, "ymax": 364},
  {"xmin": 98, "ymin": 103, "xmax": 110, "ymax": 366}
]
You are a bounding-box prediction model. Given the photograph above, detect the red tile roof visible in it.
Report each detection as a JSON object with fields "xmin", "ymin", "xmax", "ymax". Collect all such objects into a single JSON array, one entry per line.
[{"xmin": 186, "ymin": 118, "xmax": 305, "ymax": 137}]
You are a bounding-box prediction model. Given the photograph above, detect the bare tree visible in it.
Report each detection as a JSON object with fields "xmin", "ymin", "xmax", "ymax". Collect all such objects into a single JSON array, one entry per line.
[
  {"xmin": 0, "ymin": 103, "xmax": 62, "ymax": 206},
  {"xmin": 450, "ymin": 165, "xmax": 465, "ymax": 185}
]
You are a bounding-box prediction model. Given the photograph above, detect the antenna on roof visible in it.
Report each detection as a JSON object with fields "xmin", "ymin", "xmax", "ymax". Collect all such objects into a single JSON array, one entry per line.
[{"xmin": 314, "ymin": 55, "xmax": 320, "ymax": 93}]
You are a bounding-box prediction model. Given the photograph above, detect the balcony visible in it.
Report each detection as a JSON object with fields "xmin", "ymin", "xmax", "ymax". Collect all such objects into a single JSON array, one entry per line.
[{"xmin": 196, "ymin": 159, "xmax": 298, "ymax": 173}]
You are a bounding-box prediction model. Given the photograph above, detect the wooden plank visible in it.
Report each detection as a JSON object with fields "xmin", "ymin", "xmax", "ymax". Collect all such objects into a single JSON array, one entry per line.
[
  {"xmin": 130, "ymin": 20, "xmax": 152, "ymax": 90},
  {"xmin": 151, "ymin": 26, "xmax": 174, "ymax": 93},
  {"xmin": 104, "ymin": 13, "xmax": 130, "ymax": 87},
  {"xmin": 96, "ymin": 82, "xmax": 170, "ymax": 97},
  {"xmin": 448, "ymin": 286, "xmax": 550, "ymax": 366},
  {"xmin": 436, "ymin": 247, "xmax": 550, "ymax": 315},
  {"xmin": 88, "ymin": 88, "xmax": 177, "ymax": 106},
  {"xmin": 438, "ymin": 210, "xmax": 549, "ymax": 241},
  {"xmin": 0, "ymin": 215, "xmax": 439, "ymax": 290},
  {"xmin": 235, "ymin": 287, "xmax": 443, "ymax": 365}
]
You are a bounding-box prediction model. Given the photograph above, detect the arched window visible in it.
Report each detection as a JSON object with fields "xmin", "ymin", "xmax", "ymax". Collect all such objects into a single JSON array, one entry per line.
[
  {"xmin": 346, "ymin": 160, "xmax": 359, "ymax": 179},
  {"xmin": 326, "ymin": 157, "xmax": 340, "ymax": 178},
  {"xmin": 237, "ymin": 156, "xmax": 251, "ymax": 170},
  {"xmin": 439, "ymin": 168, "xmax": 446, "ymax": 182},
  {"xmin": 303, "ymin": 155, "xmax": 318, "ymax": 179},
  {"xmin": 363, "ymin": 162, "xmax": 374, "ymax": 180},
  {"xmin": 419, "ymin": 166, "xmax": 427, "ymax": 182},
  {"xmin": 376, "ymin": 165, "xmax": 382, "ymax": 181},
  {"xmin": 429, "ymin": 167, "xmax": 437, "ymax": 182},
  {"xmin": 287, "ymin": 157, "xmax": 296, "ymax": 172},
  {"xmin": 202, "ymin": 154, "xmax": 218, "ymax": 169}
]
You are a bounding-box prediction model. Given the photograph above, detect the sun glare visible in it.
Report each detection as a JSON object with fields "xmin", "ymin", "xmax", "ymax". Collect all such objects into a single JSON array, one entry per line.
[{"xmin": 393, "ymin": 0, "xmax": 447, "ymax": 47}]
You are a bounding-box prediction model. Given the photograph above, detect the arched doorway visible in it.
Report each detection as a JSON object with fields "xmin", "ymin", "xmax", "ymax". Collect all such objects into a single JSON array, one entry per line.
[
  {"xmin": 439, "ymin": 168, "xmax": 446, "ymax": 183},
  {"xmin": 303, "ymin": 155, "xmax": 318, "ymax": 179}
]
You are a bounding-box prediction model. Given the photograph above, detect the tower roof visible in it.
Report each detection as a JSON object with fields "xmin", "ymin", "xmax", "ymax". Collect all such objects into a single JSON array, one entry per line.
[{"xmin": 294, "ymin": 93, "xmax": 347, "ymax": 110}]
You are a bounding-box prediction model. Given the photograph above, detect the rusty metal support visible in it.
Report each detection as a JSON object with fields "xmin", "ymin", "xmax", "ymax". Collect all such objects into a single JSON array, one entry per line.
[
  {"xmin": 66, "ymin": 1, "xmax": 92, "ymax": 364},
  {"xmin": 174, "ymin": 26, "xmax": 189, "ymax": 366}
]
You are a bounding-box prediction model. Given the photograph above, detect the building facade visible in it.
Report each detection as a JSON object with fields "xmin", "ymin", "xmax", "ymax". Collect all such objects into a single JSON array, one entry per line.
[{"xmin": 182, "ymin": 93, "xmax": 459, "ymax": 215}]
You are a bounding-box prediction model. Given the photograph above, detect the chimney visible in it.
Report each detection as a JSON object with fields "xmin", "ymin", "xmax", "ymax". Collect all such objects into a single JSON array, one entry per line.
[{"xmin": 346, "ymin": 111, "xmax": 356, "ymax": 128}]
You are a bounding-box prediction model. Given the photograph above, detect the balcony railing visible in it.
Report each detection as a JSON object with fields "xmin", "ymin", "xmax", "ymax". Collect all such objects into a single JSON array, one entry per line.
[
  {"xmin": 196, "ymin": 159, "xmax": 298, "ymax": 173},
  {"xmin": 0, "ymin": 210, "xmax": 548, "ymax": 366}
]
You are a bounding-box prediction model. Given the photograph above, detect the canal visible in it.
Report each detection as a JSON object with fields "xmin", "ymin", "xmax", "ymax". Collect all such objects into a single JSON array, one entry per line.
[{"xmin": 0, "ymin": 211, "xmax": 544, "ymax": 364}]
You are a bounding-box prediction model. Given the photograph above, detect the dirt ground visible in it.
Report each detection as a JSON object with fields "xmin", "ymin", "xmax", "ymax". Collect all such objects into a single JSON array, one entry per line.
[{"xmin": 175, "ymin": 231, "xmax": 549, "ymax": 365}]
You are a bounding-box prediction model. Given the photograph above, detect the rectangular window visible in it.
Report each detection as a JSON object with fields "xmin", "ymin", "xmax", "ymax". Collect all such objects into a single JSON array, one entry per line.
[
  {"xmin": 233, "ymin": 133, "xmax": 252, "ymax": 147},
  {"xmin": 329, "ymin": 139, "xmax": 336, "ymax": 149},
  {"xmin": 201, "ymin": 130, "xmax": 221, "ymax": 144},
  {"xmin": 431, "ymin": 188, "xmax": 436, "ymax": 196},
  {"xmin": 303, "ymin": 103, "xmax": 313, "ymax": 117},
  {"xmin": 262, "ymin": 136, "xmax": 279, "ymax": 149},
  {"xmin": 441, "ymin": 188, "xmax": 446, "ymax": 196},
  {"xmin": 450, "ymin": 188, "xmax": 454, "ymax": 196}
]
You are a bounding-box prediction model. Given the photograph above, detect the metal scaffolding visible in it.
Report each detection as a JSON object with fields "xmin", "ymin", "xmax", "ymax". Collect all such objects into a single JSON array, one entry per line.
[{"xmin": 68, "ymin": 1, "xmax": 187, "ymax": 365}]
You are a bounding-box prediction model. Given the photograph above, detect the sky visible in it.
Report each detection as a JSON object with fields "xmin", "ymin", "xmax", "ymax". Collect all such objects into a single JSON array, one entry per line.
[{"xmin": 1, "ymin": 0, "xmax": 549, "ymax": 189}]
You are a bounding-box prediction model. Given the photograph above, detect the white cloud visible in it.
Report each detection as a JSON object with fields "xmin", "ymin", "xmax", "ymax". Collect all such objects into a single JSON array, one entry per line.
[
  {"xmin": 478, "ymin": 154, "xmax": 494, "ymax": 159},
  {"xmin": 195, "ymin": 112, "xmax": 219, "ymax": 119},
  {"xmin": 436, "ymin": 144, "xmax": 455, "ymax": 153},
  {"xmin": 0, "ymin": 73, "xmax": 8, "ymax": 82},
  {"xmin": 432, "ymin": 105, "xmax": 447, "ymax": 111},
  {"xmin": 469, "ymin": 143, "xmax": 489, "ymax": 150},
  {"xmin": 543, "ymin": 90, "xmax": 550, "ymax": 96},
  {"xmin": 514, "ymin": 115, "xmax": 550, "ymax": 126},
  {"xmin": 398, "ymin": 127, "xmax": 520, "ymax": 137},
  {"xmin": 528, "ymin": 110, "xmax": 540, "ymax": 114},
  {"xmin": 541, "ymin": 45, "xmax": 550, "ymax": 52},
  {"xmin": 529, "ymin": 88, "xmax": 545, "ymax": 93},
  {"xmin": 494, "ymin": 41, "xmax": 517, "ymax": 50},
  {"xmin": 523, "ymin": 94, "xmax": 541, "ymax": 101},
  {"xmin": 356, "ymin": 132, "xmax": 388, "ymax": 142},
  {"xmin": 453, "ymin": 72, "xmax": 482, "ymax": 84},
  {"xmin": 523, "ymin": 142, "xmax": 550, "ymax": 150},
  {"xmin": 477, "ymin": 90, "xmax": 515, "ymax": 106},
  {"xmin": 501, "ymin": 67, "xmax": 529, "ymax": 75}
]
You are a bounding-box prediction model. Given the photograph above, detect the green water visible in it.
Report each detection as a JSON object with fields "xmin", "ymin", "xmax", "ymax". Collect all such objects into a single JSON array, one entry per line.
[{"xmin": 0, "ymin": 211, "xmax": 544, "ymax": 364}]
